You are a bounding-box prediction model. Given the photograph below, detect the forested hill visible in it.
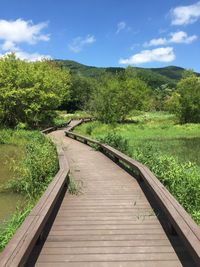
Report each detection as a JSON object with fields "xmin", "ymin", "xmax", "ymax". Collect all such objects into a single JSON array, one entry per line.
[{"xmin": 54, "ymin": 59, "xmax": 199, "ymax": 88}]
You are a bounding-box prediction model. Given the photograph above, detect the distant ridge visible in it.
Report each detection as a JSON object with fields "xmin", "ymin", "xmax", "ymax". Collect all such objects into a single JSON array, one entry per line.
[{"xmin": 54, "ymin": 59, "xmax": 199, "ymax": 87}]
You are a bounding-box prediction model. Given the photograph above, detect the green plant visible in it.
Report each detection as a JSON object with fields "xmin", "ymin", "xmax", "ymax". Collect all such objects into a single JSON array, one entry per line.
[
  {"xmin": 68, "ymin": 175, "xmax": 80, "ymax": 195},
  {"xmin": 0, "ymin": 129, "xmax": 59, "ymax": 249},
  {"xmin": 0, "ymin": 203, "xmax": 33, "ymax": 250},
  {"xmin": 0, "ymin": 53, "xmax": 71, "ymax": 128},
  {"xmin": 98, "ymin": 132, "xmax": 129, "ymax": 154},
  {"xmin": 177, "ymin": 74, "xmax": 200, "ymax": 123},
  {"xmin": 132, "ymin": 144, "xmax": 200, "ymax": 224},
  {"xmin": 5, "ymin": 133, "xmax": 58, "ymax": 199}
]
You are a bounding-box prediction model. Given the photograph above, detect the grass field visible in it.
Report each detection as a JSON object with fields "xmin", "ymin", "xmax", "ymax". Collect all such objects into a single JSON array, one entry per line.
[{"xmin": 75, "ymin": 111, "xmax": 200, "ymax": 165}]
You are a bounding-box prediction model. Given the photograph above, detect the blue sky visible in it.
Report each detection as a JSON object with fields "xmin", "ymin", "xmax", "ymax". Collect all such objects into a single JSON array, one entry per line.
[{"xmin": 0, "ymin": 0, "xmax": 200, "ymax": 71}]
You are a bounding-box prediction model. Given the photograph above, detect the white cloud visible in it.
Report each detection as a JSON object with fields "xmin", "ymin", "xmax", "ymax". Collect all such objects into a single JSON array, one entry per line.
[
  {"xmin": 119, "ymin": 47, "xmax": 175, "ymax": 65},
  {"xmin": 0, "ymin": 19, "xmax": 51, "ymax": 62},
  {"xmin": 0, "ymin": 19, "xmax": 50, "ymax": 50},
  {"xmin": 171, "ymin": 1, "xmax": 200, "ymax": 25},
  {"xmin": 116, "ymin": 21, "xmax": 126, "ymax": 34},
  {"xmin": 170, "ymin": 31, "xmax": 197, "ymax": 43},
  {"xmin": 68, "ymin": 35, "xmax": 96, "ymax": 53},
  {"xmin": 15, "ymin": 51, "xmax": 51, "ymax": 61},
  {"xmin": 144, "ymin": 38, "xmax": 167, "ymax": 47},
  {"xmin": 0, "ymin": 51, "xmax": 51, "ymax": 62},
  {"xmin": 144, "ymin": 31, "xmax": 197, "ymax": 47}
]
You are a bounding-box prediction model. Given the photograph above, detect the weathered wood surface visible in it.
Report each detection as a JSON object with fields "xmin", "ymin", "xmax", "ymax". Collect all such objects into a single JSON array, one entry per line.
[
  {"xmin": 35, "ymin": 126, "xmax": 195, "ymax": 266},
  {"xmin": 65, "ymin": 120, "xmax": 200, "ymax": 265}
]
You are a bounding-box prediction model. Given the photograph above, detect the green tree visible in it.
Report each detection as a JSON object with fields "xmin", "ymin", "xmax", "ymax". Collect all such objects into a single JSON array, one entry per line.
[
  {"xmin": 89, "ymin": 74, "xmax": 150, "ymax": 123},
  {"xmin": 164, "ymin": 92, "xmax": 180, "ymax": 113},
  {"xmin": 153, "ymin": 84, "xmax": 174, "ymax": 111},
  {"xmin": 177, "ymin": 74, "xmax": 200, "ymax": 123},
  {"xmin": 61, "ymin": 75, "xmax": 96, "ymax": 112},
  {"xmin": 0, "ymin": 54, "xmax": 71, "ymax": 128}
]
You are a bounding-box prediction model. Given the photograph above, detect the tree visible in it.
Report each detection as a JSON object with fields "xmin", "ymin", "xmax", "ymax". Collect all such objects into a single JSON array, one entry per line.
[
  {"xmin": 153, "ymin": 84, "xmax": 174, "ymax": 111},
  {"xmin": 177, "ymin": 74, "xmax": 200, "ymax": 123},
  {"xmin": 61, "ymin": 75, "xmax": 96, "ymax": 112},
  {"xmin": 89, "ymin": 74, "xmax": 150, "ymax": 123},
  {"xmin": 164, "ymin": 92, "xmax": 180, "ymax": 113},
  {"xmin": 0, "ymin": 54, "xmax": 71, "ymax": 127}
]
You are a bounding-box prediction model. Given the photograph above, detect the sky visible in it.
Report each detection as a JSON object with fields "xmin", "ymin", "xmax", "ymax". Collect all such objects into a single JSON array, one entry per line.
[{"xmin": 0, "ymin": 0, "xmax": 200, "ymax": 71}]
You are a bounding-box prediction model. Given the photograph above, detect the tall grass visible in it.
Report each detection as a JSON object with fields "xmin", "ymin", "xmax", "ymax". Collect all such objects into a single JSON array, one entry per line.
[{"xmin": 0, "ymin": 129, "xmax": 58, "ymax": 249}]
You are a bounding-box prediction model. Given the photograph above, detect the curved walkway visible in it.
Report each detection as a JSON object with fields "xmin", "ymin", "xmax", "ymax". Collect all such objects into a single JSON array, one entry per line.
[{"xmin": 34, "ymin": 124, "xmax": 194, "ymax": 267}]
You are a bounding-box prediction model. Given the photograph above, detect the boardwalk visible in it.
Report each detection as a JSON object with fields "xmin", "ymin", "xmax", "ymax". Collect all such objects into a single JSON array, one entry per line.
[{"xmin": 33, "ymin": 125, "xmax": 194, "ymax": 267}]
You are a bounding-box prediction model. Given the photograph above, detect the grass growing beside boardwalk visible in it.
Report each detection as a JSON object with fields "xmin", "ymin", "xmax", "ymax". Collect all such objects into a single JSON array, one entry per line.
[
  {"xmin": 0, "ymin": 129, "xmax": 59, "ymax": 250},
  {"xmin": 74, "ymin": 111, "xmax": 200, "ymax": 224},
  {"xmin": 75, "ymin": 111, "xmax": 200, "ymax": 165}
]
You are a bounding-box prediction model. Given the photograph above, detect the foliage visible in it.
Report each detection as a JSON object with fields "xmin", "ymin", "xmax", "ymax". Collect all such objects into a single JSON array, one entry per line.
[
  {"xmin": 0, "ymin": 129, "xmax": 58, "ymax": 249},
  {"xmin": 164, "ymin": 92, "xmax": 180, "ymax": 113},
  {"xmin": 177, "ymin": 74, "xmax": 200, "ymax": 123},
  {"xmin": 0, "ymin": 54, "xmax": 71, "ymax": 128},
  {"xmin": 55, "ymin": 60, "xmax": 199, "ymax": 87},
  {"xmin": 68, "ymin": 175, "xmax": 80, "ymax": 195},
  {"xmin": 75, "ymin": 111, "xmax": 200, "ymax": 167},
  {"xmin": 89, "ymin": 74, "xmax": 150, "ymax": 123},
  {"xmin": 98, "ymin": 132, "xmax": 129, "ymax": 154},
  {"xmin": 132, "ymin": 145, "xmax": 200, "ymax": 224},
  {"xmin": 54, "ymin": 59, "xmax": 124, "ymax": 78},
  {"xmin": 0, "ymin": 203, "xmax": 33, "ymax": 250},
  {"xmin": 61, "ymin": 75, "xmax": 97, "ymax": 112},
  {"xmin": 5, "ymin": 131, "xmax": 58, "ymax": 199},
  {"xmin": 152, "ymin": 84, "xmax": 174, "ymax": 111}
]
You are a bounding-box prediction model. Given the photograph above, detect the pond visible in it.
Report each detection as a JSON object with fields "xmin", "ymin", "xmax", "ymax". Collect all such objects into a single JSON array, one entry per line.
[{"xmin": 0, "ymin": 145, "xmax": 24, "ymax": 223}]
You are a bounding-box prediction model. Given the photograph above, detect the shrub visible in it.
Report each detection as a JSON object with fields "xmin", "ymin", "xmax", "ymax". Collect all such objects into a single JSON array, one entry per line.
[
  {"xmin": 132, "ymin": 144, "xmax": 200, "ymax": 224},
  {"xmin": 6, "ymin": 132, "xmax": 58, "ymax": 199},
  {"xmin": 0, "ymin": 129, "xmax": 59, "ymax": 249},
  {"xmin": 98, "ymin": 132, "xmax": 129, "ymax": 154}
]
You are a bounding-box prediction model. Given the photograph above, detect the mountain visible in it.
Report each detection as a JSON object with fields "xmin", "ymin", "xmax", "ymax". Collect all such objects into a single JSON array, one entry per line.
[{"xmin": 54, "ymin": 59, "xmax": 199, "ymax": 88}]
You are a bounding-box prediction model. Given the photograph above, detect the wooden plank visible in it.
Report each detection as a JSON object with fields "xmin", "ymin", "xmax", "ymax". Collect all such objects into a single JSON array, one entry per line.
[
  {"xmin": 40, "ymin": 246, "xmax": 178, "ymax": 254},
  {"xmin": 36, "ymin": 253, "xmax": 180, "ymax": 262},
  {"xmin": 35, "ymin": 261, "xmax": 184, "ymax": 267},
  {"xmin": 47, "ymin": 234, "xmax": 168, "ymax": 242},
  {"xmin": 53, "ymin": 219, "xmax": 160, "ymax": 225},
  {"xmin": 64, "ymin": 123, "xmax": 200, "ymax": 265},
  {"xmin": 43, "ymin": 239, "xmax": 173, "ymax": 248},
  {"xmin": 50, "ymin": 224, "xmax": 163, "ymax": 230},
  {"xmin": 49, "ymin": 228, "xmax": 165, "ymax": 235}
]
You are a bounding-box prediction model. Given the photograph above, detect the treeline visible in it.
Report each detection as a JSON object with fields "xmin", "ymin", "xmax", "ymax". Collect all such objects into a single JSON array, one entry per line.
[
  {"xmin": 0, "ymin": 54, "xmax": 200, "ymax": 128},
  {"xmin": 63, "ymin": 65, "xmax": 200, "ymax": 124}
]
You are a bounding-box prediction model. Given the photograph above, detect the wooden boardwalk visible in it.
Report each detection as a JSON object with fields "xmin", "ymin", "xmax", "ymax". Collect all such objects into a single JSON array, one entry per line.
[{"xmin": 33, "ymin": 125, "xmax": 194, "ymax": 267}]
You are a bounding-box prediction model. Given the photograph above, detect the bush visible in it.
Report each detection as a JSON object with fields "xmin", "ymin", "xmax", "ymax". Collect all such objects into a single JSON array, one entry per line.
[
  {"xmin": 89, "ymin": 74, "xmax": 150, "ymax": 123},
  {"xmin": 6, "ymin": 132, "xmax": 58, "ymax": 199},
  {"xmin": 0, "ymin": 129, "xmax": 59, "ymax": 249},
  {"xmin": 98, "ymin": 132, "xmax": 129, "ymax": 154},
  {"xmin": 0, "ymin": 204, "xmax": 33, "ymax": 250},
  {"xmin": 132, "ymin": 144, "xmax": 200, "ymax": 224}
]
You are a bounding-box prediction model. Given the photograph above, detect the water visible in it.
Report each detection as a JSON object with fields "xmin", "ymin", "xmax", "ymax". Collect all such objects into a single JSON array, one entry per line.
[{"xmin": 0, "ymin": 145, "xmax": 24, "ymax": 223}]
